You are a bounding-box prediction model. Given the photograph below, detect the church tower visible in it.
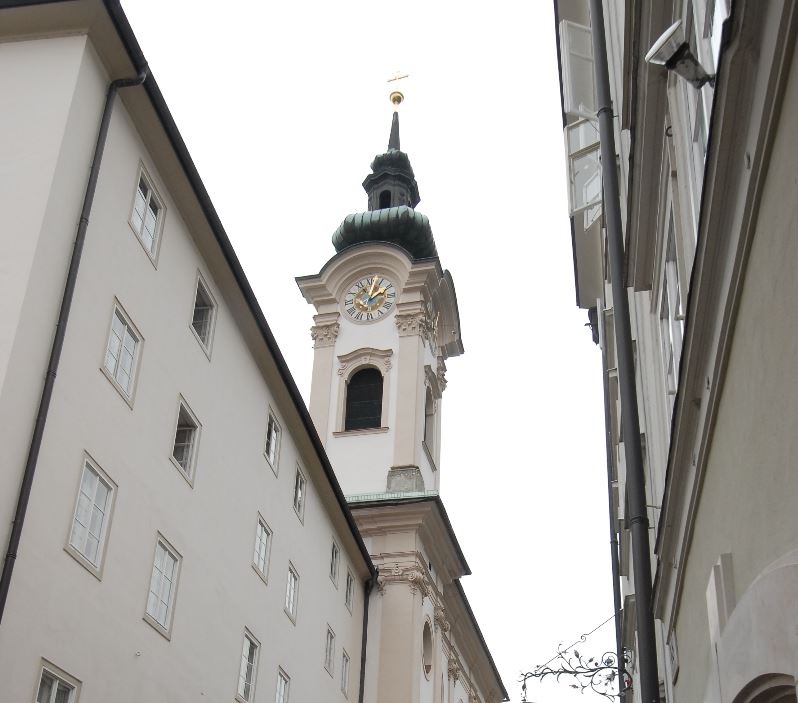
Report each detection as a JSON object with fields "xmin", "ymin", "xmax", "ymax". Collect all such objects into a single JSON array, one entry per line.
[
  {"xmin": 297, "ymin": 97, "xmax": 463, "ymax": 498},
  {"xmin": 297, "ymin": 93, "xmax": 506, "ymax": 703}
]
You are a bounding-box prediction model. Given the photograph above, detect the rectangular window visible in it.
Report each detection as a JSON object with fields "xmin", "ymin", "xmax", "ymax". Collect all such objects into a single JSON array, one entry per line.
[
  {"xmin": 292, "ymin": 467, "xmax": 306, "ymax": 519},
  {"xmin": 237, "ymin": 631, "xmax": 260, "ymax": 702},
  {"xmin": 103, "ymin": 306, "xmax": 140, "ymax": 398},
  {"xmin": 345, "ymin": 570, "xmax": 355, "ymax": 611},
  {"xmin": 253, "ymin": 516, "xmax": 272, "ymax": 580},
  {"xmin": 330, "ymin": 541, "xmax": 340, "ymax": 585},
  {"xmin": 36, "ymin": 667, "xmax": 76, "ymax": 703},
  {"xmin": 264, "ymin": 411, "xmax": 281, "ymax": 471},
  {"xmin": 285, "ymin": 563, "xmax": 299, "ymax": 621},
  {"xmin": 191, "ymin": 275, "xmax": 216, "ymax": 353},
  {"xmin": 324, "ymin": 626, "xmax": 335, "ymax": 675},
  {"xmin": 275, "ymin": 670, "xmax": 290, "ymax": 703},
  {"xmin": 560, "ymin": 20, "xmax": 596, "ymax": 118},
  {"xmin": 130, "ymin": 171, "xmax": 163, "ymax": 257},
  {"xmin": 68, "ymin": 458, "xmax": 114, "ymax": 572},
  {"xmin": 341, "ymin": 650, "xmax": 350, "ymax": 696},
  {"xmin": 171, "ymin": 399, "xmax": 200, "ymax": 481},
  {"xmin": 145, "ymin": 536, "xmax": 180, "ymax": 635}
]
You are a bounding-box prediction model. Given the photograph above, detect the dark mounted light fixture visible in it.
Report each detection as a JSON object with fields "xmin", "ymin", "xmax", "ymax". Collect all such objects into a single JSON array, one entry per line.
[{"xmin": 645, "ymin": 20, "xmax": 715, "ymax": 89}]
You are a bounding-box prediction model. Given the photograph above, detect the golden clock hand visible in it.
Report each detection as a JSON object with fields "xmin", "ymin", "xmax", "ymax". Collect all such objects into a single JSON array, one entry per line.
[{"xmin": 368, "ymin": 275, "xmax": 380, "ymax": 298}]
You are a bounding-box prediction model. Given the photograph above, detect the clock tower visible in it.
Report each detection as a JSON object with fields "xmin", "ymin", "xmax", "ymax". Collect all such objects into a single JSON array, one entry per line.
[
  {"xmin": 296, "ymin": 103, "xmax": 463, "ymax": 499},
  {"xmin": 295, "ymin": 96, "xmax": 505, "ymax": 703}
]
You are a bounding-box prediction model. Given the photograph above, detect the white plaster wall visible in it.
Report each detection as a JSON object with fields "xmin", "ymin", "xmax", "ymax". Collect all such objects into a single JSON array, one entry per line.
[
  {"xmin": 0, "ymin": 33, "xmax": 95, "ymax": 579},
  {"xmin": 0, "ymin": 38, "xmax": 367, "ymax": 703},
  {"xmin": 673, "ymin": 40, "xmax": 798, "ymax": 703}
]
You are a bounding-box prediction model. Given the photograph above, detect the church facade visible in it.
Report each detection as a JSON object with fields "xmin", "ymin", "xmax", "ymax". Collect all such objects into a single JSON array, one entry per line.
[{"xmin": 0, "ymin": 2, "xmax": 507, "ymax": 703}]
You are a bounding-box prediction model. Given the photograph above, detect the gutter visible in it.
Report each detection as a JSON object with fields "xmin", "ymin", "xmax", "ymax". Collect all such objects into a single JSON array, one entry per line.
[
  {"xmin": 357, "ymin": 575, "xmax": 374, "ymax": 703},
  {"xmin": 0, "ymin": 66, "xmax": 148, "ymax": 625}
]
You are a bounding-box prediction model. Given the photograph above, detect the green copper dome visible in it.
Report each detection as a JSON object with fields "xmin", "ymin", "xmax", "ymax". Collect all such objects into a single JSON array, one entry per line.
[
  {"xmin": 331, "ymin": 112, "xmax": 437, "ymax": 260},
  {"xmin": 332, "ymin": 206, "xmax": 437, "ymax": 259}
]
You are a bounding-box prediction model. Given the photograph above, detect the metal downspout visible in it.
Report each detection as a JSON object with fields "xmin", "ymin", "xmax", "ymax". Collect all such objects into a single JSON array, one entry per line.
[
  {"xmin": 358, "ymin": 575, "xmax": 374, "ymax": 703},
  {"xmin": 601, "ymin": 330, "xmax": 627, "ymax": 700},
  {"xmin": 0, "ymin": 67, "xmax": 148, "ymax": 625},
  {"xmin": 587, "ymin": 0, "xmax": 661, "ymax": 700}
]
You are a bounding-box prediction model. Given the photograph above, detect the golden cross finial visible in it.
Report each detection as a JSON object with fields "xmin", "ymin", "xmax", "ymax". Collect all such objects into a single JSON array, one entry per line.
[{"xmin": 387, "ymin": 71, "xmax": 409, "ymax": 107}]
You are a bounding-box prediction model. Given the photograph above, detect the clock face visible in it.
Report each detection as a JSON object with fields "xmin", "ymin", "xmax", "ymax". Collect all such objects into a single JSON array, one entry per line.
[{"xmin": 343, "ymin": 274, "xmax": 396, "ymax": 322}]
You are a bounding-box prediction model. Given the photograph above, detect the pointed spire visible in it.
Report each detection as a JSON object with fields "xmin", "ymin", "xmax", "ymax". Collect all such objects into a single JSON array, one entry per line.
[{"xmin": 388, "ymin": 111, "xmax": 400, "ymax": 151}]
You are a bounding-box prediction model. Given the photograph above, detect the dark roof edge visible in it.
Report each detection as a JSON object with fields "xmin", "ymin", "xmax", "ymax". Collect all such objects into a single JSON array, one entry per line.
[
  {"xmin": 349, "ymin": 495, "xmax": 470, "ymax": 576},
  {"xmin": 96, "ymin": 0, "xmax": 376, "ymax": 578},
  {"xmin": 453, "ymin": 579, "xmax": 510, "ymax": 701}
]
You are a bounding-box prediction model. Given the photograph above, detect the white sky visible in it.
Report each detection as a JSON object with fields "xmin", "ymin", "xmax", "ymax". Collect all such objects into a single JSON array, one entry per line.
[{"xmin": 121, "ymin": 1, "xmax": 616, "ymax": 700}]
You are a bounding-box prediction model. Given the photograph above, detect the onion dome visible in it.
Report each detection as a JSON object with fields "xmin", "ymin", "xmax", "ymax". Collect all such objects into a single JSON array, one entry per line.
[{"xmin": 331, "ymin": 111, "xmax": 437, "ymax": 260}]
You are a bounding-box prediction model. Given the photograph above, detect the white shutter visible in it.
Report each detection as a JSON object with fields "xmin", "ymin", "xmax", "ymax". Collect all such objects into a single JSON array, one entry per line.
[{"xmin": 560, "ymin": 20, "xmax": 596, "ymax": 118}]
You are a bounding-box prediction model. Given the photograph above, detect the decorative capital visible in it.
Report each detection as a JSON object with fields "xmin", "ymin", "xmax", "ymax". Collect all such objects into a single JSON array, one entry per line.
[
  {"xmin": 435, "ymin": 605, "xmax": 450, "ymax": 633},
  {"xmin": 310, "ymin": 323, "xmax": 340, "ymax": 348},
  {"xmin": 437, "ymin": 358, "xmax": 448, "ymax": 392},
  {"xmin": 448, "ymin": 658, "xmax": 460, "ymax": 683},
  {"xmin": 395, "ymin": 311, "xmax": 428, "ymax": 337}
]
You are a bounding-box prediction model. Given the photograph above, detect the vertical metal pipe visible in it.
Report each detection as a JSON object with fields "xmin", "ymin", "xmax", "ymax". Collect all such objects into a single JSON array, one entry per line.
[
  {"xmin": 587, "ymin": 1, "xmax": 661, "ymax": 700},
  {"xmin": 600, "ymin": 328, "xmax": 627, "ymax": 700},
  {"xmin": 0, "ymin": 68, "xmax": 147, "ymax": 626},
  {"xmin": 357, "ymin": 575, "xmax": 374, "ymax": 703}
]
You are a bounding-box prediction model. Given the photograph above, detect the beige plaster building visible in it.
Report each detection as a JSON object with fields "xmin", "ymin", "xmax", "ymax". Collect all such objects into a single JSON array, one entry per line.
[
  {"xmin": 0, "ymin": 2, "xmax": 507, "ymax": 702},
  {"xmin": 553, "ymin": 0, "xmax": 798, "ymax": 701}
]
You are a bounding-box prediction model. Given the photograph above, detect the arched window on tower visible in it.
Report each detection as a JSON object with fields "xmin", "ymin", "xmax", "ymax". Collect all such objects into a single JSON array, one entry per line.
[
  {"xmin": 423, "ymin": 387, "xmax": 435, "ymax": 451},
  {"xmin": 345, "ymin": 368, "xmax": 383, "ymax": 430},
  {"xmin": 379, "ymin": 190, "xmax": 392, "ymax": 209}
]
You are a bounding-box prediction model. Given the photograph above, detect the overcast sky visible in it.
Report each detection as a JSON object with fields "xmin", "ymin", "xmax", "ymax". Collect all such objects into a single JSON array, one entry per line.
[{"xmin": 121, "ymin": 1, "xmax": 616, "ymax": 700}]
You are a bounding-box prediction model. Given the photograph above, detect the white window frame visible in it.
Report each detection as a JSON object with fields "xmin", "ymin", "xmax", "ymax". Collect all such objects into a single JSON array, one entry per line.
[
  {"xmin": 236, "ymin": 629, "xmax": 261, "ymax": 703},
  {"xmin": 324, "ymin": 626, "xmax": 336, "ymax": 676},
  {"xmin": 292, "ymin": 466, "xmax": 307, "ymax": 521},
  {"xmin": 190, "ymin": 272, "xmax": 217, "ymax": 358},
  {"xmin": 341, "ymin": 649, "xmax": 350, "ymax": 697},
  {"xmin": 252, "ymin": 514, "xmax": 273, "ymax": 584},
  {"xmin": 264, "ymin": 409, "xmax": 282, "ymax": 474},
  {"xmin": 560, "ymin": 20, "xmax": 597, "ymax": 118},
  {"xmin": 101, "ymin": 300, "xmax": 143, "ymax": 406},
  {"xmin": 128, "ymin": 165, "xmax": 165, "ymax": 263},
  {"xmin": 275, "ymin": 669, "xmax": 290, "ymax": 703},
  {"xmin": 284, "ymin": 562, "xmax": 299, "ymax": 622},
  {"xmin": 65, "ymin": 453, "xmax": 116, "ymax": 579},
  {"xmin": 170, "ymin": 396, "xmax": 201, "ymax": 485},
  {"xmin": 345, "ymin": 570, "xmax": 355, "ymax": 612},
  {"xmin": 143, "ymin": 533, "xmax": 181, "ymax": 638},
  {"xmin": 329, "ymin": 540, "xmax": 340, "ymax": 586},
  {"xmin": 35, "ymin": 660, "xmax": 80, "ymax": 703}
]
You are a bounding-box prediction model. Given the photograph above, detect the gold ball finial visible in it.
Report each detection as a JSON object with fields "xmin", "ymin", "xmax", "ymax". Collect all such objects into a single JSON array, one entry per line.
[{"xmin": 387, "ymin": 71, "xmax": 408, "ymax": 109}]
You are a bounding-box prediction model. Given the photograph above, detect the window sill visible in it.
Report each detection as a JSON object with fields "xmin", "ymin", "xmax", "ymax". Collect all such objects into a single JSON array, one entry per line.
[
  {"xmin": 64, "ymin": 545, "xmax": 103, "ymax": 581},
  {"xmin": 142, "ymin": 613, "xmax": 172, "ymax": 641},
  {"xmin": 128, "ymin": 220, "xmax": 161, "ymax": 269},
  {"xmin": 284, "ymin": 607, "xmax": 297, "ymax": 625},
  {"xmin": 169, "ymin": 455, "xmax": 195, "ymax": 487},
  {"xmin": 252, "ymin": 563, "xmax": 269, "ymax": 586},
  {"xmin": 264, "ymin": 452, "xmax": 280, "ymax": 477},
  {"xmin": 189, "ymin": 324, "xmax": 214, "ymax": 361},
  {"xmin": 333, "ymin": 426, "xmax": 389, "ymax": 437},
  {"xmin": 100, "ymin": 366, "xmax": 136, "ymax": 409}
]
